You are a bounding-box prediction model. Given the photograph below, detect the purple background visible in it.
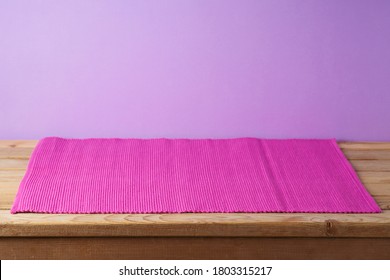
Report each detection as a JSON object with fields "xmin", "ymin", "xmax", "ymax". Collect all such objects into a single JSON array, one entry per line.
[{"xmin": 1, "ymin": 0, "xmax": 389, "ymax": 141}]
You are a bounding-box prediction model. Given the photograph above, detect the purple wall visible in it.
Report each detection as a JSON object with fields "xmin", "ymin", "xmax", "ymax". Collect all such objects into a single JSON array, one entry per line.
[{"xmin": 1, "ymin": 0, "xmax": 389, "ymax": 141}]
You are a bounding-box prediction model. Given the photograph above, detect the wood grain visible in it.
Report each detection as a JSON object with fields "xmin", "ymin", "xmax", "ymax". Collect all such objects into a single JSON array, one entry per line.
[
  {"xmin": 1, "ymin": 209, "xmax": 390, "ymax": 238},
  {"xmin": 364, "ymin": 183, "xmax": 390, "ymax": 195},
  {"xmin": 357, "ymin": 172, "xmax": 390, "ymax": 184},
  {"xmin": 2, "ymin": 140, "xmax": 388, "ymax": 150},
  {"xmin": 341, "ymin": 149, "xmax": 390, "ymax": 160},
  {"xmin": 0, "ymin": 147, "xmax": 34, "ymax": 159},
  {"xmin": 349, "ymin": 160, "xmax": 390, "ymax": 172},
  {"xmin": 1, "ymin": 237, "xmax": 389, "ymax": 260},
  {"xmin": 2, "ymin": 182, "xmax": 388, "ymax": 210},
  {"xmin": 338, "ymin": 142, "xmax": 390, "ymax": 150},
  {"xmin": 0, "ymin": 140, "xmax": 389, "ymax": 241},
  {"xmin": 1, "ymin": 143, "xmax": 390, "ymax": 159},
  {"xmin": 0, "ymin": 158, "xmax": 29, "ymax": 170},
  {"xmin": 0, "ymin": 170, "xmax": 26, "ymax": 181},
  {"xmin": 0, "ymin": 140, "xmax": 38, "ymax": 148}
]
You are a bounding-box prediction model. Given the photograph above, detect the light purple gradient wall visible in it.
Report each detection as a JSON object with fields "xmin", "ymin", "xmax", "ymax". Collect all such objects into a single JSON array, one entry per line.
[{"xmin": 1, "ymin": 0, "xmax": 389, "ymax": 141}]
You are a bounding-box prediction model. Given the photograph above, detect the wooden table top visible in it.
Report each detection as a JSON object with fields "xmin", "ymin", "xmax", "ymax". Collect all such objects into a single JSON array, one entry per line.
[{"xmin": 1, "ymin": 140, "xmax": 389, "ymax": 238}]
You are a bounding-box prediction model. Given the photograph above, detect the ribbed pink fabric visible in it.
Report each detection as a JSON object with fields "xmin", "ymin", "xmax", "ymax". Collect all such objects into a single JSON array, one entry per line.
[{"xmin": 11, "ymin": 137, "xmax": 381, "ymax": 214}]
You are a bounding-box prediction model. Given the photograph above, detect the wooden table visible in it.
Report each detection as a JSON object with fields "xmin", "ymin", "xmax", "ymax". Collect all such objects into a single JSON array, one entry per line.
[{"xmin": 1, "ymin": 140, "xmax": 389, "ymax": 259}]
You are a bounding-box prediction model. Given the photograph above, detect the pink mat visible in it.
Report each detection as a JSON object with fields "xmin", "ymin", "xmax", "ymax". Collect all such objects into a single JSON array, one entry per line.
[{"xmin": 11, "ymin": 137, "xmax": 381, "ymax": 214}]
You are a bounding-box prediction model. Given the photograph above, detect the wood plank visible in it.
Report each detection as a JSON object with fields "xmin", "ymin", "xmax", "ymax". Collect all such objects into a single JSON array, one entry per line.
[
  {"xmin": 1, "ymin": 155, "xmax": 390, "ymax": 172},
  {"xmin": 1, "ymin": 185, "xmax": 389, "ymax": 210},
  {"xmin": 363, "ymin": 183, "xmax": 390, "ymax": 196},
  {"xmin": 358, "ymin": 171, "xmax": 390, "ymax": 184},
  {"xmin": 1, "ymin": 171, "xmax": 389, "ymax": 192},
  {"xmin": 0, "ymin": 140, "xmax": 388, "ymax": 150},
  {"xmin": 1, "ymin": 210, "xmax": 390, "ymax": 238},
  {"xmin": 0, "ymin": 140, "xmax": 38, "ymax": 148},
  {"xmin": 1, "ymin": 237, "xmax": 389, "ymax": 259},
  {"xmin": 1, "ymin": 176, "xmax": 389, "ymax": 210},
  {"xmin": 0, "ymin": 195, "xmax": 18, "ymax": 210},
  {"xmin": 338, "ymin": 142, "xmax": 390, "ymax": 150},
  {"xmin": 0, "ymin": 140, "xmax": 389, "ymax": 242},
  {"xmin": 0, "ymin": 147, "xmax": 34, "ymax": 159},
  {"xmin": 4, "ymin": 170, "xmax": 387, "ymax": 185},
  {"xmin": 5, "ymin": 147, "xmax": 390, "ymax": 164},
  {"xmin": 2, "ymin": 142, "xmax": 390, "ymax": 172},
  {"xmin": 5, "ymin": 196, "xmax": 390, "ymax": 212},
  {"xmin": 341, "ymin": 149, "xmax": 390, "ymax": 160},
  {"xmin": 1, "ymin": 179, "xmax": 388, "ymax": 193},
  {"xmin": 349, "ymin": 160, "xmax": 390, "ymax": 172},
  {"xmin": 0, "ymin": 170, "xmax": 26, "ymax": 181},
  {"xmin": 0, "ymin": 159, "xmax": 29, "ymax": 170},
  {"xmin": 1, "ymin": 173, "xmax": 388, "ymax": 196},
  {"xmin": 0, "ymin": 181, "xmax": 21, "ymax": 188},
  {"xmin": 373, "ymin": 196, "xmax": 390, "ymax": 210},
  {"xmin": 1, "ymin": 158, "xmax": 390, "ymax": 173}
]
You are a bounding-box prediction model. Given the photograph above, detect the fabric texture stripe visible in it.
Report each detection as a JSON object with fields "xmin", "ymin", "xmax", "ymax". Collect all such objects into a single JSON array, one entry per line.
[{"xmin": 11, "ymin": 137, "xmax": 381, "ymax": 214}]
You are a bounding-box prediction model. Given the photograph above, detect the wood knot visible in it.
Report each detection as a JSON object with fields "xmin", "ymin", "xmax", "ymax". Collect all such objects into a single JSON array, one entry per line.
[{"xmin": 325, "ymin": 219, "xmax": 337, "ymax": 236}]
